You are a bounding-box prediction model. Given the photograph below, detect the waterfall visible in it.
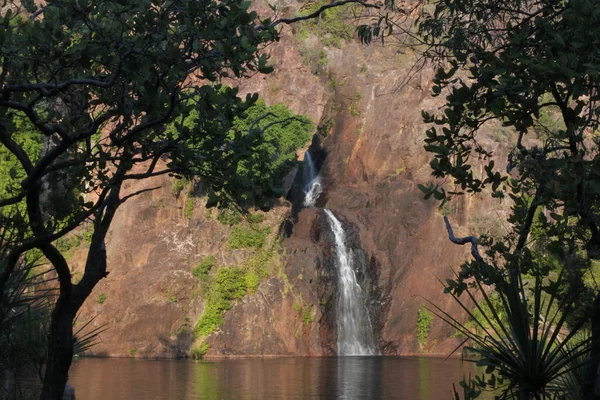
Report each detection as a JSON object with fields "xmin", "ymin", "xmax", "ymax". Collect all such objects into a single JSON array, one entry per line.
[
  {"xmin": 324, "ymin": 209, "xmax": 377, "ymax": 356},
  {"xmin": 303, "ymin": 151, "xmax": 322, "ymax": 207}
]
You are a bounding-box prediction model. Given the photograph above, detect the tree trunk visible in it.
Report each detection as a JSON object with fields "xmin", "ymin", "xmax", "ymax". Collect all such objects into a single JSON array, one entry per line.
[{"xmin": 39, "ymin": 295, "xmax": 75, "ymax": 400}]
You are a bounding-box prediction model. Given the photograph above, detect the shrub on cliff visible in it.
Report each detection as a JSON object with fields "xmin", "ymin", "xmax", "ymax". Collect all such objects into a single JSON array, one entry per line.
[
  {"xmin": 192, "ymin": 256, "xmax": 217, "ymax": 278},
  {"xmin": 227, "ymin": 225, "xmax": 271, "ymax": 249},
  {"xmin": 194, "ymin": 267, "xmax": 248, "ymax": 336},
  {"xmin": 416, "ymin": 305, "xmax": 432, "ymax": 350}
]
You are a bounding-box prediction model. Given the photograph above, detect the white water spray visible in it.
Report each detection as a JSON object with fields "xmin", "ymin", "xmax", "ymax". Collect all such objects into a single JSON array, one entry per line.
[
  {"xmin": 324, "ymin": 209, "xmax": 377, "ymax": 356},
  {"xmin": 303, "ymin": 151, "xmax": 322, "ymax": 207}
]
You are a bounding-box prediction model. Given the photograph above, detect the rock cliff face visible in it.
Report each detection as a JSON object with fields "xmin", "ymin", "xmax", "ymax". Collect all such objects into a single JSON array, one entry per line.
[{"xmin": 74, "ymin": 4, "xmax": 513, "ymax": 357}]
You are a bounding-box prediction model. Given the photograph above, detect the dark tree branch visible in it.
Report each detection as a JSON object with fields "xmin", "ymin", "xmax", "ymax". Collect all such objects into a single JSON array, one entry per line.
[
  {"xmin": 119, "ymin": 186, "xmax": 161, "ymax": 203},
  {"xmin": 0, "ymin": 192, "xmax": 26, "ymax": 207},
  {"xmin": 123, "ymin": 168, "xmax": 174, "ymax": 181},
  {"xmin": 444, "ymin": 216, "xmax": 484, "ymax": 264},
  {"xmin": 266, "ymin": 0, "xmax": 380, "ymax": 28}
]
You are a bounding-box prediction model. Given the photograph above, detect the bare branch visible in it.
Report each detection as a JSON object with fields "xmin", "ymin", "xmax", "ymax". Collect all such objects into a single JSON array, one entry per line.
[
  {"xmin": 123, "ymin": 168, "xmax": 174, "ymax": 181},
  {"xmin": 265, "ymin": 0, "xmax": 380, "ymax": 28},
  {"xmin": 444, "ymin": 216, "xmax": 484, "ymax": 263},
  {"xmin": 119, "ymin": 186, "xmax": 161, "ymax": 203}
]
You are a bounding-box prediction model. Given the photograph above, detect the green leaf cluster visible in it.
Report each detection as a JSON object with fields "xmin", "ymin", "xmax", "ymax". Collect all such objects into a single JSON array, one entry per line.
[
  {"xmin": 299, "ymin": 0, "xmax": 358, "ymax": 48},
  {"xmin": 194, "ymin": 266, "xmax": 248, "ymax": 337},
  {"xmin": 416, "ymin": 305, "xmax": 433, "ymax": 350},
  {"xmin": 227, "ymin": 225, "xmax": 271, "ymax": 249},
  {"xmin": 192, "ymin": 256, "xmax": 217, "ymax": 278}
]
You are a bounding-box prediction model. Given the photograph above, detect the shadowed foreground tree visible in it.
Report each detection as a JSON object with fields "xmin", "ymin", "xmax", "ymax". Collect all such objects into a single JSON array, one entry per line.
[
  {"xmin": 357, "ymin": 0, "xmax": 600, "ymax": 397},
  {"xmin": 0, "ymin": 0, "xmax": 379, "ymax": 398}
]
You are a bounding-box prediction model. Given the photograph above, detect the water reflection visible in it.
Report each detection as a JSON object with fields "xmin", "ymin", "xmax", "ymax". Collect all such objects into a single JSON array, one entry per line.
[
  {"xmin": 336, "ymin": 356, "xmax": 382, "ymax": 399},
  {"xmin": 68, "ymin": 356, "xmax": 491, "ymax": 400}
]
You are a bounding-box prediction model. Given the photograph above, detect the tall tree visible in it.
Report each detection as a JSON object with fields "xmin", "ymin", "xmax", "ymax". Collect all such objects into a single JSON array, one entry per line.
[
  {"xmin": 0, "ymin": 0, "xmax": 380, "ymax": 397},
  {"xmin": 0, "ymin": 0, "xmax": 351, "ymax": 397},
  {"xmin": 358, "ymin": 0, "xmax": 600, "ymax": 397}
]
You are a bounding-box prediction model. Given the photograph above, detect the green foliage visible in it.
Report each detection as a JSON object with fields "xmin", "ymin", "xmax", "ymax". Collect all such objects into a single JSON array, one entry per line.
[
  {"xmin": 227, "ymin": 225, "xmax": 270, "ymax": 249},
  {"xmin": 0, "ymin": 0, "xmax": 313, "ymax": 392},
  {"xmin": 166, "ymin": 96, "xmax": 313, "ymax": 211},
  {"xmin": 293, "ymin": 302, "xmax": 301, "ymax": 312},
  {"xmin": 244, "ymin": 271, "xmax": 260, "ymax": 293},
  {"xmin": 96, "ymin": 293, "xmax": 107, "ymax": 305},
  {"xmin": 362, "ymin": 0, "xmax": 600, "ymax": 397},
  {"xmin": 299, "ymin": 0, "xmax": 357, "ymax": 47},
  {"xmin": 416, "ymin": 305, "xmax": 433, "ymax": 350},
  {"xmin": 54, "ymin": 234, "xmax": 83, "ymax": 259},
  {"xmin": 247, "ymin": 213, "xmax": 265, "ymax": 224},
  {"xmin": 217, "ymin": 209, "xmax": 242, "ymax": 226},
  {"xmin": 298, "ymin": 42, "xmax": 329, "ymax": 75},
  {"xmin": 191, "ymin": 341, "xmax": 210, "ymax": 360},
  {"xmin": 184, "ymin": 197, "xmax": 195, "ymax": 219},
  {"xmin": 244, "ymin": 247, "xmax": 274, "ymax": 278},
  {"xmin": 169, "ymin": 296, "xmax": 178, "ymax": 303},
  {"xmin": 171, "ymin": 177, "xmax": 187, "ymax": 197},
  {"xmin": 301, "ymin": 305, "xmax": 313, "ymax": 326},
  {"xmin": 192, "ymin": 256, "xmax": 217, "ymax": 278},
  {"xmin": 431, "ymin": 273, "xmax": 591, "ymax": 399},
  {"xmin": 129, "ymin": 348, "xmax": 137, "ymax": 358},
  {"xmin": 194, "ymin": 267, "xmax": 248, "ymax": 337}
]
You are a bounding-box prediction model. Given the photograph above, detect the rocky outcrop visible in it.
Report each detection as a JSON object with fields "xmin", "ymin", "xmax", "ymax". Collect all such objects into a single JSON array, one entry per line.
[{"xmin": 74, "ymin": 7, "xmax": 515, "ymax": 358}]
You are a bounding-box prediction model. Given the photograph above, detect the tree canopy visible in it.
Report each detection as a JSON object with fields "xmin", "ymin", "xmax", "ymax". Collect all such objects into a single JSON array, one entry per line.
[
  {"xmin": 360, "ymin": 0, "xmax": 600, "ymax": 397},
  {"xmin": 0, "ymin": 0, "xmax": 326, "ymax": 397}
]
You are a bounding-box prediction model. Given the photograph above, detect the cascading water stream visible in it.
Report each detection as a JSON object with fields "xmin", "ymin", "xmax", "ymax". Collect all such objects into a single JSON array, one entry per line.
[
  {"xmin": 302, "ymin": 151, "xmax": 322, "ymax": 207},
  {"xmin": 324, "ymin": 209, "xmax": 377, "ymax": 356},
  {"xmin": 300, "ymin": 150, "xmax": 377, "ymax": 355}
]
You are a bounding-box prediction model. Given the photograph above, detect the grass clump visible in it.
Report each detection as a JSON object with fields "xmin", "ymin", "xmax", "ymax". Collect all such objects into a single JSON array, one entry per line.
[
  {"xmin": 245, "ymin": 271, "xmax": 260, "ymax": 294},
  {"xmin": 244, "ymin": 247, "xmax": 274, "ymax": 278},
  {"xmin": 184, "ymin": 197, "xmax": 194, "ymax": 219},
  {"xmin": 416, "ymin": 305, "xmax": 433, "ymax": 350},
  {"xmin": 302, "ymin": 305, "xmax": 313, "ymax": 326},
  {"xmin": 171, "ymin": 177, "xmax": 187, "ymax": 197},
  {"xmin": 247, "ymin": 213, "xmax": 265, "ymax": 224},
  {"xmin": 227, "ymin": 225, "xmax": 270, "ymax": 249},
  {"xmin": 96, "ymin": 293, "xmax": 107, "ymax": 304},
  {"xmin": 191, "ymin": 341, "xmax": 210, "ymax": 360},
  {"xmin": 217, "ymin": 208, "xmax": 242, "ymax": 226},
  {"xmin": 192, "ymin": 255, "xmax": 217, "ymax": 278},
  {"xmin": 194, "ymin": 267, "xmax": 248, "ymax": 337}
]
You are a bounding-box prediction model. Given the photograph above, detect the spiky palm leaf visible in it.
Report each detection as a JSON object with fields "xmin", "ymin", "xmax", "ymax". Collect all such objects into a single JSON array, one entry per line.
[{"xmin": 430, "ymin": 272, "xmax": 591, "ymax": 400}]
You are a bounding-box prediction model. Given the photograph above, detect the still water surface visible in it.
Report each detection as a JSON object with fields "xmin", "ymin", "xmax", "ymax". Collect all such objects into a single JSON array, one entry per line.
[{"xmin": 69, "ymin": 356, "xmax": 489, "ymax": 400}]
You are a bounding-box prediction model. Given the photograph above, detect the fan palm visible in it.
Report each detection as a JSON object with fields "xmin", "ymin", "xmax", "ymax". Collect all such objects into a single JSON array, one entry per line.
[
  {"xmin": 0, "ymin": 217, "xmax": 105, "ymax": 399},
  {"xmin": 433, "ymin": 271, "xmax": 592, "ymax": 400}
]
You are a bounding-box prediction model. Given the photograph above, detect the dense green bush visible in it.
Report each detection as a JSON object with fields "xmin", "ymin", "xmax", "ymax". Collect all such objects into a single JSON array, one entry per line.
[
  {"xmin": 416, "ymin": 305, "xmax": 433, "ymax": 350},
  {"xmin": 192, "ymin": 256, "xmax": 217, "ymax": 278},
  {"xmin": 244, "ymin": 247, "xmax": 274, "ymax": 278},
  {"xmin": 217, "ymin": 209, "xmax": 242, "ymax": 225},
  {"xmin": 247, "ymin": 213, "xmax": 265, "ymax": 224},
  {"xmin": 166, "ymin": 96, "xmax": 313, "ymax": 210},
  {"xmin": 191, "ymin": 341, "xmax": 210, "ymax": 360},
  {"xmin": 227, "ymin": 226, "xmax": 270, "ymax": 249},
  {"xmin": 194, "ymin": 267, "xmax": 248, "ymax": 336}
]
